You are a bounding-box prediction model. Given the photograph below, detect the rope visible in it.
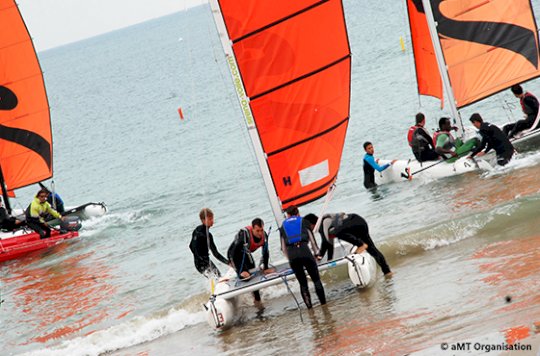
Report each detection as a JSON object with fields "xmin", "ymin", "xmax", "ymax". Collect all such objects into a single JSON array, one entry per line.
[{"xmin": 279, "ymin": 274, "xmax": 303, "ymax": 323}]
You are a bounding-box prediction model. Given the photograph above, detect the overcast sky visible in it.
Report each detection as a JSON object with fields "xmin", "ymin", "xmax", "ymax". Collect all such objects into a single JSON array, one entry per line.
[{"xmin": 17, "ymin": 0, "xmax": 206, "ymax": 51}]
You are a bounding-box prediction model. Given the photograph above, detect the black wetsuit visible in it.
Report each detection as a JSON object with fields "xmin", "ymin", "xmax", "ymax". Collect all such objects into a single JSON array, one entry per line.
[
  {"xmin": 280, "ymin": 217, "xmax": 325, "ymax": 308},
  {"xmin": 471, "ymin": 122, "xmax": 514, "ymax": 166},
  {"xmin": 411, "ymin": 126, "xmax": 440, "ymax": 162},
  {"xmin": 0, "ymin": 207, "xmax": 20, "ymax": 231},
  {"xmin": 327, "ymin": 213, "xmax": 391, "ymax": 275},
  {"xmin": 504, "ymin": 93, "xmax": 540, "ymax": 137},
  {"xmin": 189, "ymin": 224, "xmax": 228, "ymax": 278},
  {"xmin": 227, "ymin": 228, "xmax": 269, "ymax": 301}
]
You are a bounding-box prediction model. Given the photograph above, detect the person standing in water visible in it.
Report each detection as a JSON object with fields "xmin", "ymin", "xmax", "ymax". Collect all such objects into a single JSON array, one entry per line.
[{"xmin": 189, "ymin": 208, "xmax": 229, "ymax": 278}]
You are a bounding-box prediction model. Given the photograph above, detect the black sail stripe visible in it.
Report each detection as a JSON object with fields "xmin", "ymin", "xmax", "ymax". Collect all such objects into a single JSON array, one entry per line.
[{"xmin": 0, "ymin": 125, "xmax": 51, "ymax": 169}]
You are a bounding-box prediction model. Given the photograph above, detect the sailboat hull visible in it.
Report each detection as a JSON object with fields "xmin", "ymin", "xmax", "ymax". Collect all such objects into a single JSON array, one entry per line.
[
  {"xmin": 0, "ymin": 229, "xmax": 79, "ymax": 263},
  {"xmin": 205, "ymin": 246, "xmax": 378, "ymax": 329},
  {"xmin": 13, "ymin": 202, "xmax": 107, "ymax": 224},
  {"xmin": 375, "ymin": 157, "xmax": 492, "ymax": 185},
  {"xmin": 511, "ymin": 128, "xmax": 540, "ymax": 153}
]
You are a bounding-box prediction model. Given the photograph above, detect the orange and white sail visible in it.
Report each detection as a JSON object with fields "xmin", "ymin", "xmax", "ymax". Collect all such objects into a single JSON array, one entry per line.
[
  {"xmin": 211, "ymin": 0, "xmax": 351, "ymax": 221},
  {"xmin": 408, "ymin": 0, "xmax": 540, "ymax": 109},
  {"xmin": 0, "ymin": 0, "xmax": 52, "ymax": 193}
]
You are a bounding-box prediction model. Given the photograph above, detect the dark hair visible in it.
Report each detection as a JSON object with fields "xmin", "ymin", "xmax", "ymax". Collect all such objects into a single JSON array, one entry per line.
[
  {"xmin": 511, "ymin": 84, "xmax": 523, "ymax": 95},
  {"xmin": 363, "ymin": 141, "xmax": 372, "ymax": 150},
  {"xmin": 251, "ymin": 217, "xmax": 264, "ymax": 227},
  {"xmin": 469, "ymin": 113, "xmax": 483, "ymax": 124},
  {"xmin": 303, "ymin": 214, "xmax": 318, "ymax": 225},
  {"xmin": 285, "ymin": 205, "xmax": 299, "ymax": 216},
  {"xmin": 438, "ymin": 117, "xmax": 450, "ymax": 130},
  {"xmin": 415, "ymin": 112, "xmax": 425, "ymax": 125},
  {"xmin": 36, "ymin": 188, "xmax": 49, "ymax": 197}
]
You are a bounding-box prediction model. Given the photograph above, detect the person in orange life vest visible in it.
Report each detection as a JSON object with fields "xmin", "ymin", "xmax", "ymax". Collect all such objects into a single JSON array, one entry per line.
[
  {"xmin": 280, "ymin": 205, "xmax": 325, "ymax": 309},
  {"xmin": 228, "ymin": 218, "xmax": 275, "ymax": 301},
  {"xmin": 503, "ymin": 84, "xmax": 540, "ymax": 138},
  {"xmin": 407, "ymin": 112, "xmax": 440, "ymax": 162}
]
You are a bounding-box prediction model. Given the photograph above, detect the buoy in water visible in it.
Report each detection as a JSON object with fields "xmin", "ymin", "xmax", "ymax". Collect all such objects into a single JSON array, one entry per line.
[{"xmin": 178, "ymin": 107, "xmax": 184, "ymax": 120}]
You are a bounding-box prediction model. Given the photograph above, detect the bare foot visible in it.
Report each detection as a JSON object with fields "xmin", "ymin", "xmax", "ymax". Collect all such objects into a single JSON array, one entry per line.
[
  {"xmin": 384, "ymin": 272, "xmax": 394, "ymax": 278},
  {"xmin": 355, "ymin": 245, "xmax": 367, "ymax": 254}
]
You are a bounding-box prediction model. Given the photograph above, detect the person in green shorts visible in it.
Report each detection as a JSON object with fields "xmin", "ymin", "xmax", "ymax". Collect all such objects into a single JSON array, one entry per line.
[{"xmin": 434, "ymin": 117, "xmax": 478, "ymax": 163}]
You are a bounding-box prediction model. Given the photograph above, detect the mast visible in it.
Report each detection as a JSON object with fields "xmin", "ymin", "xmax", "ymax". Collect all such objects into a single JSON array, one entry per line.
[
  {"xmin": 421, "ymin": 0, "xmax": 464, "ymax": 136},
  {"xmin": 209, "ymin": 1, "xmax": 284, "ymax": 225},
  {"xmin": 0, "ymin": 165, "xmax": 12, "ymax": 214}
]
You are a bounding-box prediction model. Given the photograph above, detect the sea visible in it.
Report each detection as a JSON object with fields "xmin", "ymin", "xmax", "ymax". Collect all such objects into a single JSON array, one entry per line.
[{"xmin": 2, "ymin": 1, "xmax": 540, "ymax": 355}]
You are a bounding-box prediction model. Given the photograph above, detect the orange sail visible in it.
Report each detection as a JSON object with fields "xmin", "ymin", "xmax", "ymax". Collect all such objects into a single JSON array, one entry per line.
[
  {"xmin": 214, "ymin": 0, "xmax": 351, "ymax": 211},
  {"xmin": 407, "ymin": 0, "xmax": 442, "ymax": 101},
  {"xmin": 412, "ymin": 0, "xmax": 540, "ymax": 108},
  {"xmin": 0, "ymin": 0, "xmax": 52, "ymax": 192}
]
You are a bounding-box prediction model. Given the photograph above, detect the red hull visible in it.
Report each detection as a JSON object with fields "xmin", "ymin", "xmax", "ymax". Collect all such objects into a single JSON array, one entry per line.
[{"xmin": 0, "ymin": 230, "xmax": 79, "ymax": 262}]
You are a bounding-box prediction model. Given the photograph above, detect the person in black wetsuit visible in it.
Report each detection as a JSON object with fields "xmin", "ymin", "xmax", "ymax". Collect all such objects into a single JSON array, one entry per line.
[
  {"xmin": 227, "ymin": 218, "xmax": 275, "ymax": 301},
  {"xmin": 469, "ymin": 113, "xmax": 514, "ymax": 166},
  {"xmin": 304, "ymin": 213, "xmax": 392, "ymax": 277},
  {"xmin": 407, "ymin": 113, "xmax": 440, "ymax": 162},
  {"xmin": 0, "ymin": 200, "xmax": 23, "ymax": 231},
  {"xmin": 280, "ymin": 205, "xmax": 325, "ymax": 309},
  {"xmin": 503, "ymin": 84, "xmax": 540, "ymax": 138},
  {"xmin": 363, "ymin": 142, "xmax": 396, "ymax": 189},
  {"xmin": 189, "ymin": 208, "xmax": 229, "ymax": 278}
]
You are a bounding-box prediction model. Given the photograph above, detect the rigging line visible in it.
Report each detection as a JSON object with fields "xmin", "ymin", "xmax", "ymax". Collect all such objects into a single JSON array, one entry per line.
[
  {"xmin": 204, "ymin": 5, "xmax": 259, "ymax": 175},
  {"xmin": 279, "ymin": 274, "xmax": 304, "ymax": 323}
]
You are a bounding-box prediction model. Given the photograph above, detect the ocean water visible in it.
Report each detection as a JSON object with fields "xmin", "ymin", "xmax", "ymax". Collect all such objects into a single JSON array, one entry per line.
[{"xmin": 1, "ymin": 1, "xmax": 540, "ymax": 355}]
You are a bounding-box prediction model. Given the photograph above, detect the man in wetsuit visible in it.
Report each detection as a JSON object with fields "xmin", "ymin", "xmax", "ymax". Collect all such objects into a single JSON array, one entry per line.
[
  {"xmin": 304, "ymin": 213, "xmax": 392, "ymax": 277},
  {"xmin": 504, "ymin": 84, "xmax": 540, "ymax": 138},
  {"xmin": 408, "ymin": 113, "xmax": 440, "ymax": 162},
  {"xmin": 363, "ymin": 141, "xmax": 396, "ymax": 189},
  {"xmin": 189, "ymin": 208, "xmax": 229, "ymax": 278},
  {"xmin": 227, "ymin": 218, "xmax": 275, "ymax": 301},
  {"xmin": 280, "ymin": 205, "xmax": 326, "ymax": 309},
  {"xmin": 469, "ymin": 113, "xmax": 514, "ymax": 166}
]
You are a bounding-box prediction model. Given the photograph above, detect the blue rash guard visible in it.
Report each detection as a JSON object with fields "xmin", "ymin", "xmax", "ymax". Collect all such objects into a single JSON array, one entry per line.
[{"xmin": 363, "ymin": 153, "xmax": 390, "ymax": 189}]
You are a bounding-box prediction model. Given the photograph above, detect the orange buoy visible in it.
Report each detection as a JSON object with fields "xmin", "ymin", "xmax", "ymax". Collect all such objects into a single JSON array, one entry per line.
[{"xmin": 178, "ymin": 107, "xmax": 184, "ymax": 120}]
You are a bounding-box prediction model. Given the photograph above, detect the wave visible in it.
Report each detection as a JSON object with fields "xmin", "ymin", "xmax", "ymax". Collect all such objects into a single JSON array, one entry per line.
[{"xmin": 22, "ymin": 308, "xmax": 205, "ymax": 356}]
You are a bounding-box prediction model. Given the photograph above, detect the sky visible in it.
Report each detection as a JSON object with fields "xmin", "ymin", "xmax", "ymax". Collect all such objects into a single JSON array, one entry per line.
[{"xmin": 17, "ymin": 0, "xmax": 206, "ymax": 51}]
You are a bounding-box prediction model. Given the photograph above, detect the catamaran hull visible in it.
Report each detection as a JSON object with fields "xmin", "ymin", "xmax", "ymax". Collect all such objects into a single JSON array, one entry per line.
[
  {"xmin": 13, "ymin": 202, "xmax": 107, "ymax": 223},
  {"xmin": 375, "ymin": 157, "xmax": 492, "ymax": 185},
  {"xmin": 347, "ymin": 251, "xmax": 378, "ymax": 288},
  {"xmin": 205, "ymin": 250, "xmax": 378, "ymax": 329},
  {"xmin": 512, "ymin": 129, "xmax": 540, "ymax": 152},
  {"xmin": 0, "ymin": 229, "xmax": 79, "ymax": 263}
]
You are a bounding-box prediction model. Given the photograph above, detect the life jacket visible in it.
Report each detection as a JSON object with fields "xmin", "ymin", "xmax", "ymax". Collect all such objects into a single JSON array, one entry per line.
[
  {"xmin": 282, "ymin": 216, "xmax": 303, "ymax": 244},
  {"xmin": 407, "ymin": 125, "xmax": 417, "ymax": 147},
  {"xmin": 432, "ymin": 130, "xmax": 453, "ymax": 148},
  {"xmin": 243, "ymin": 225, "xmax": 265, "ymax": 252},
  {"xmin": 520, "ymin": 92, "xmax": 538, "ymax": 114}
]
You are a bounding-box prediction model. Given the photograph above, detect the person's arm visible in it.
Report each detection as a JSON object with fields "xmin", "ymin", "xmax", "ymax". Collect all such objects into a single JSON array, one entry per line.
[
  {"xmin": 45, "ymin": 204, "xmax": 62, "ymax": 220},
  {"xmin": 420, "ymin": 129, "xmax": 435, "ymax": 150},
  {"xmin": 523, "ymin": 96, "xmax": 539, "ymax": 120},
  {"xmin": 365, "ymin": 155, "xmax": 390, "ymax": 172},
  {"xmin": 280, "ymin": 227, "xmax": 289, "ymax": 259},
  {"xmin": 470, "ymin": 131, "xmax": 487, "ymax": 157},
  {"xmin": 435, "ymin": 134, "xmax": 456, "ymax": 156},
  {"xmin": 306, "ymin": 228, "xmax": 319, "ymax": 256},
  {"xmin": 209, "ymin": 234, "xmax": 229, "ymax": 264}
]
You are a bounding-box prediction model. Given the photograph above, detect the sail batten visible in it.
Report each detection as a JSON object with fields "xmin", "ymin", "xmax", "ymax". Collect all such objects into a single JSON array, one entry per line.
[
  {"xmin": 212, "ymin": 0, "xmax": 351, "ymax": 219},
  {"xmin": 0, "ymin": 0, "xmax": 52, "ymax": 193}
]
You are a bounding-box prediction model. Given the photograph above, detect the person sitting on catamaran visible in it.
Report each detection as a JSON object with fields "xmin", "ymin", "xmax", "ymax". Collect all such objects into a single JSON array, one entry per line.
[
  {"xmin": 280, "ymin": 205, "xmax": 326, "ymax": 309},
  {"xmin": 227, "ymin": 218, "xmax": 275, "ymax": 302},
  {"xmin": 38, "ymin": 183, "xmax": 65, "ymax": 213},
  {"xmin": 363, "ymin": 142, "xmax": 396, "ymax": 189},
  {"xmin": 189, "ymin": 208, "xmax": 229, "ymax": 279},
  {"xmin": 25, "ymin": 189, "xmax": 65, "ymax": 239},
  {"xmin": 503, "ymin": 85, "xmax": 540, "ymax": 139},
  {"xmin": 407, "ymin": 113, "xmax": 440, "ymax": 162},
  {"xmin": 304, "ymin": 213, "xmax": 392, "ymax": 277},
  {"xmin": 0, "ymin": 199, "xmax": 24, "ymax": 231},
  {"xmin": 434, "ymin": 117, "xmax": 478, "ymax": 162},
  {"xmin": 469, "ymin": 114, "xmax": 514, "ymax": 166}
]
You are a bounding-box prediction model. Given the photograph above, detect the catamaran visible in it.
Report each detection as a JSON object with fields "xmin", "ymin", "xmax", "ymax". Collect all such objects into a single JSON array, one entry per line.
[
  {"xmin": 377, "ymin": 0, "xmax": 540, "ymax": 184},
  {"xmin": 205, "ymin": 0, "xmax": 378, "ymax": 329},
  {"xmin": 0, "ymin": 0, "xmax": 104, "ymax": 262}
]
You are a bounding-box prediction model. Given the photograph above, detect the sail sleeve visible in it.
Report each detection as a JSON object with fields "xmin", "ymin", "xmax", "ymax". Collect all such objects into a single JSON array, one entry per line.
[
  {"xmin": 407, "ymin": 0, "xmax": 443, "ymax": 102},
  {"xmin": 0, "ymin": 0, "xmax": 52, "ymax": 191},
  {"xmin": 429, "ymin": 0, "xmax": 540, "ymax": 108},
  {"xmin": 215, "ymin": 0, "xmax": 351, "ymax": 210}
]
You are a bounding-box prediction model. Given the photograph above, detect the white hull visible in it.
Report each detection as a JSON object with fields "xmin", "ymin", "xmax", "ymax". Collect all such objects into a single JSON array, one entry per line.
[
  {"xmin": 375, "ymin": 157, "xmax": 492, "ymax": 185},
  {"xmin": 205, "ymin": 247, "xmax": 378, "ymax": 329}
]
